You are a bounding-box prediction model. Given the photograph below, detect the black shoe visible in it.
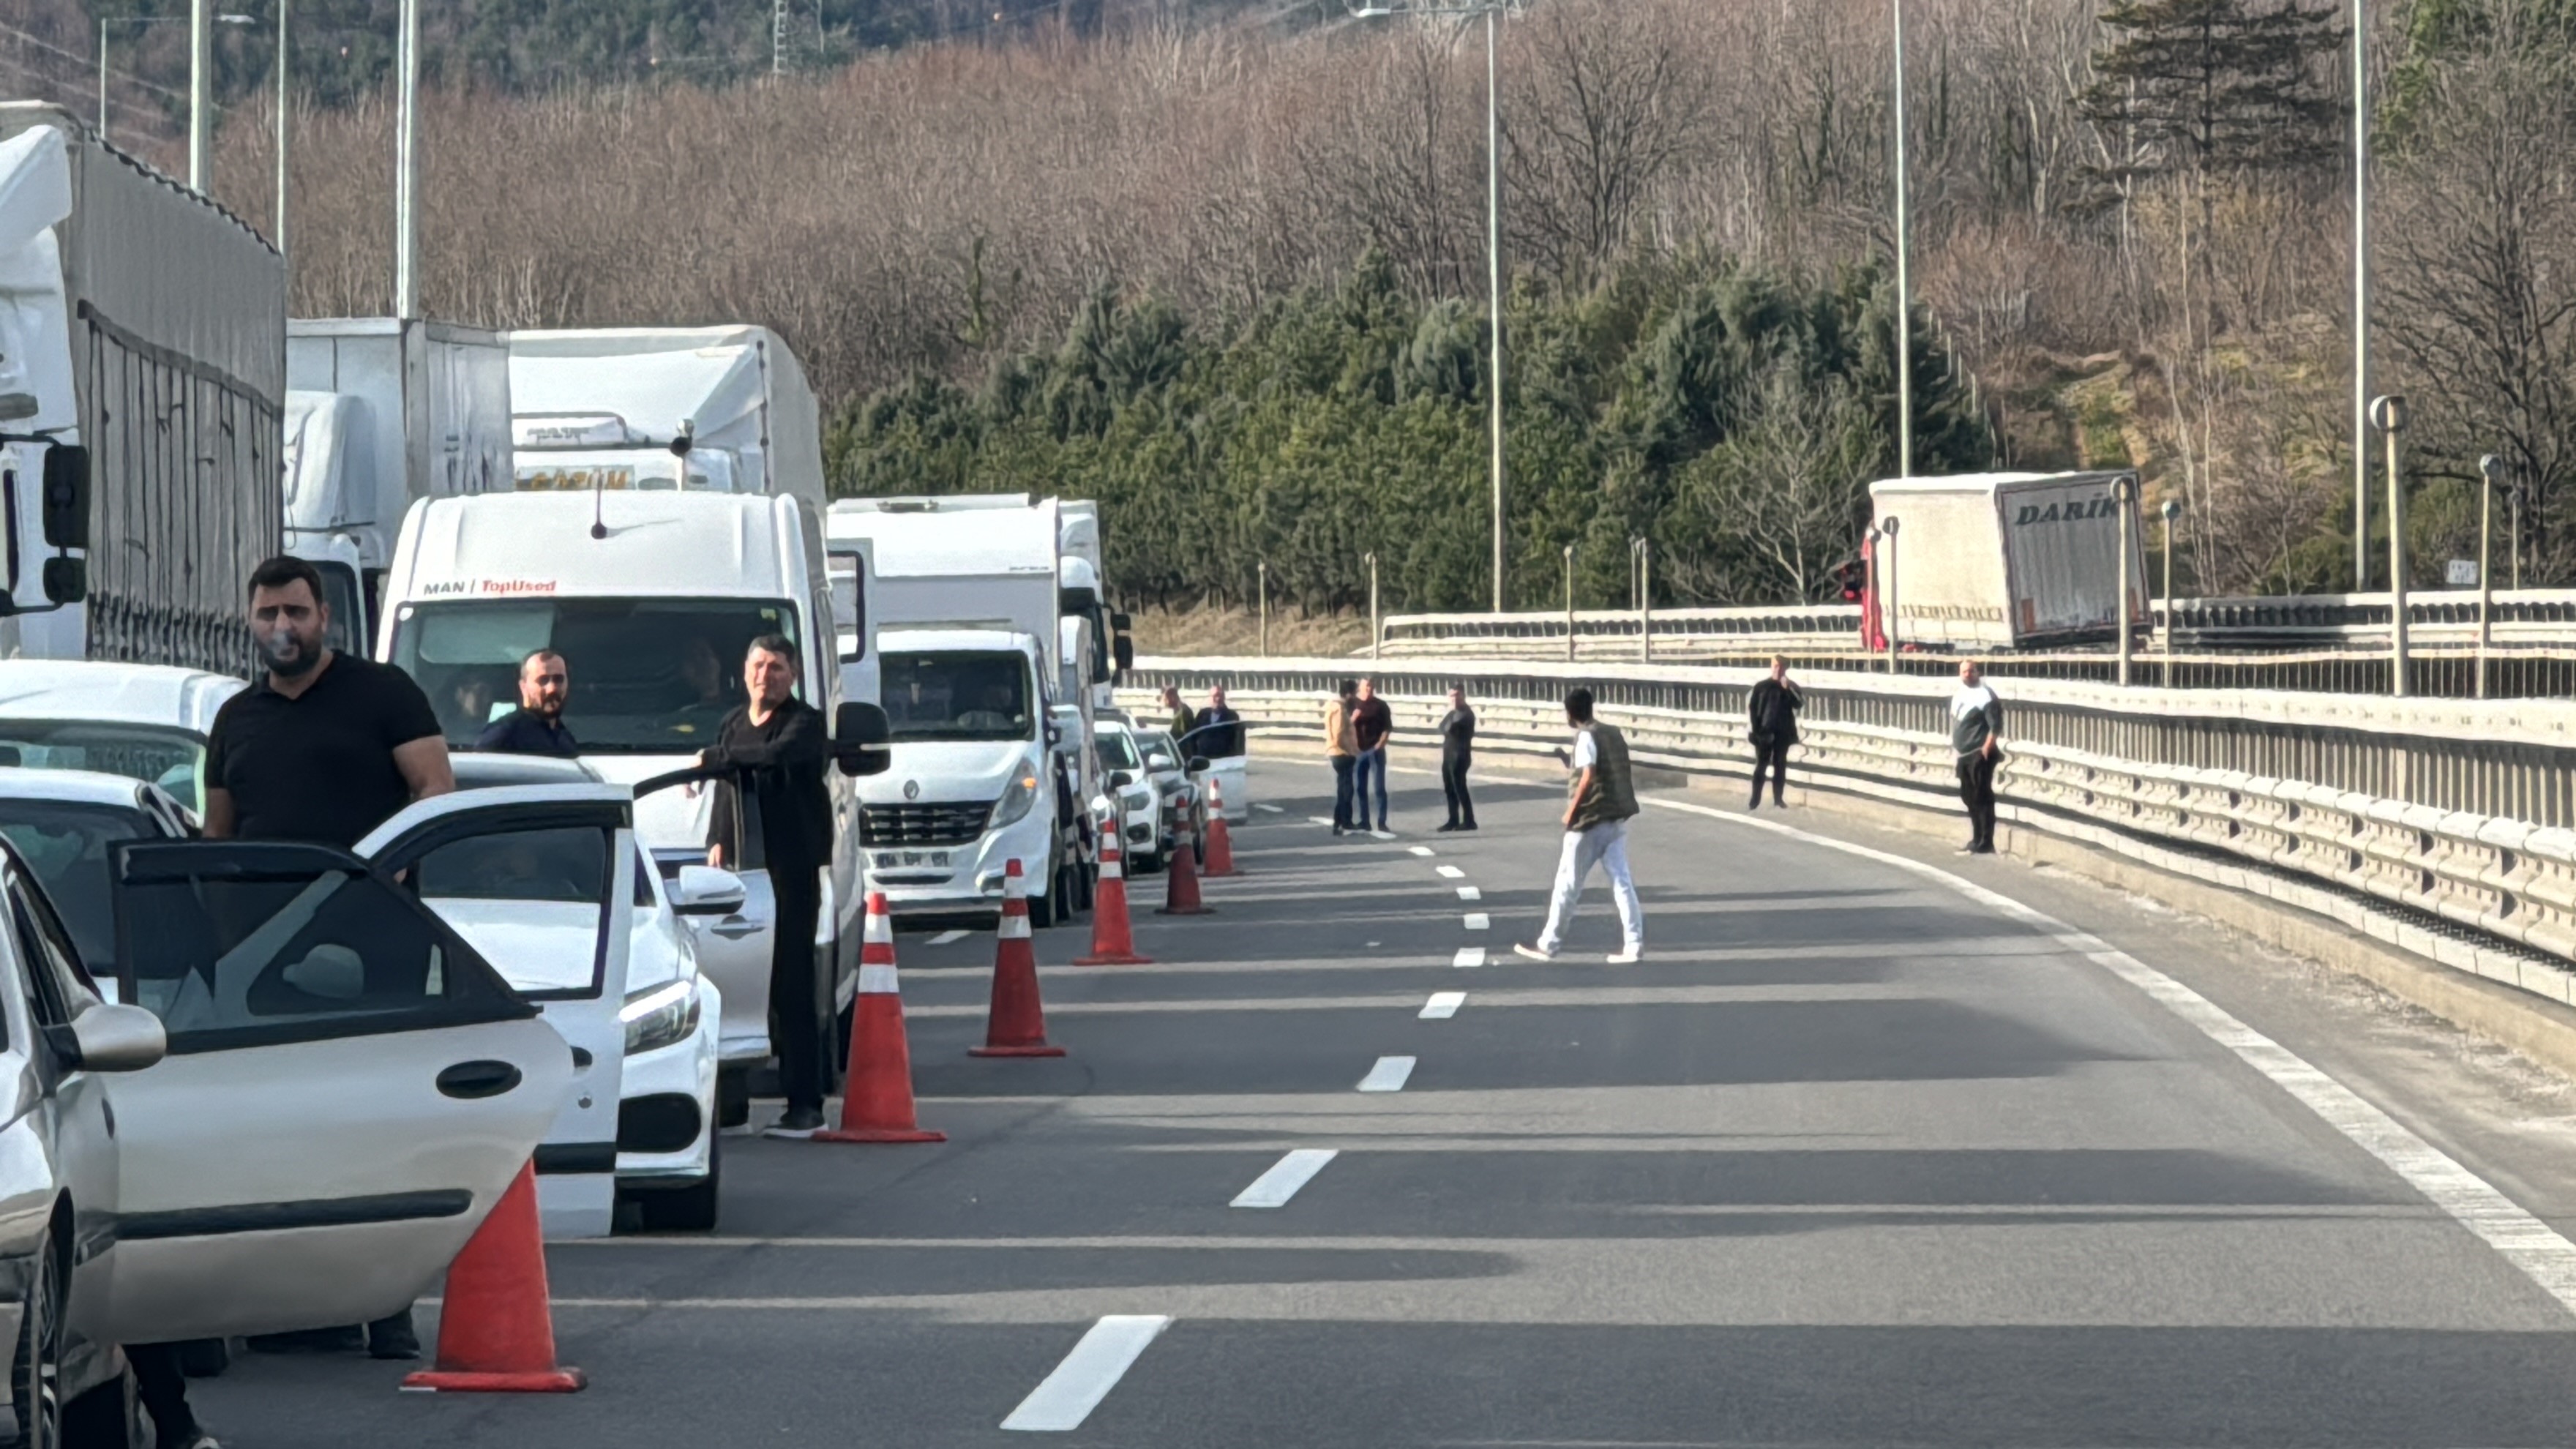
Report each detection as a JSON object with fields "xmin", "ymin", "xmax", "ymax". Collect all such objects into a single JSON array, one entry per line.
[
  {"xmin": 1747, "ymin": 797, "xmax": 1761, "ymax": 809},
  {"xmin": 367, "ymin": 1310, "xmax": 421, "ymax": 1360},
  {"xmin": 767, "ymin": 1105, "xmax": 826, "ymax": 1139},
  {"xmin": 1331, "ymin": 825, "xmax": 1347, "ymax": 836},
  {"xmin": 1458, "ymin": 822, "xmax": 1478, "ymax": 831},
  {"xmin": 1437, "ymin": 822, "xmax": 1457, "ymax": 832}
]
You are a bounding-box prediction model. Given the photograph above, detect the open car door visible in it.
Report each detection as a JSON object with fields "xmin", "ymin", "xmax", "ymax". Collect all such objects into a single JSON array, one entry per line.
[
  {"xmin": 359, "ymin": 786, "xmax": 637, "ymax": 1239},
  {"xmin": 94, "ymin": 833, "xmax": 574, "ymax": 1344}
]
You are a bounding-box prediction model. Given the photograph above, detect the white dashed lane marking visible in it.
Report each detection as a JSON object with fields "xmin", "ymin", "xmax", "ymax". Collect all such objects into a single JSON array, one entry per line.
[
  {"xmin": 1356, "ymin": 1056, "xmax": 1416, "ymax": 1092},
  {"xmin": 1000, "ymin": 1315, "xmax": 1173, "ymax": 1431},
  {"xmin": 1408, "ymin": 845, "xmax": 1436, "ymax": 858},
  {"xmin": 1452, "ymin": 947, "xmax": 1486, "ymax": 968},
  {"xmin": 925, "ymin": 929, "xmax": 969, "ymax": 947},
  {"xmin": 1434, "ymin": 864, "xmax": 1466, "ymax": 878},
  {"xmin": 1456, "ymin": 886, "xmax": 1482, "ymax": 902},
  {"xmin": 1463, "ymin": 913, "xmax": 1490, "ymax": 930},
  {"xmin": 1230, "ymin": 1150, "xmax": 1338, "ymax": 1208},
  {"xmin": 1420, "ymin": 991, "xmax": 1466, "ymax": 1019}
]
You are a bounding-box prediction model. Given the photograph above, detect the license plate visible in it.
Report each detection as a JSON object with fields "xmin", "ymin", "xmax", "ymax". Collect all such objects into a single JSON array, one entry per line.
[{"xmin": 874, "ymin": 850, "xmax": 951, "ymax": 869}]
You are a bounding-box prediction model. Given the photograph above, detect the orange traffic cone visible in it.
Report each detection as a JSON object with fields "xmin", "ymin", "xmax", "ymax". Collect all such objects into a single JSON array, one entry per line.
[
  {"xmin": 1157, "ymin": 813, "xmax": 1213, "ymax": 916},
  {"xmin": 401, "ymin": 1162, "xmax": 585, "ymax": 1393},
  {"xmin": 1075, "ymin": 830, "xmax": 1153, "ymax": 965},
  {"xmin": 817, "ymin": 892, "xmax": 946, "ymax": 1143},
  {"xmin": 971, "ymin": 859, "xmax": 1066, "ymax": 1057},
  {"xmin": 1201, "ymin": 778, "xmax": 1241, "ymax": 877}
]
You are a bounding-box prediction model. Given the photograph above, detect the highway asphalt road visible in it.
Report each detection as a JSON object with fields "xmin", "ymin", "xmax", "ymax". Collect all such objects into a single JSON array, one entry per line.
[{"xmin": 198, "ymin": 757, "xmax": 2576, "ymax": 1446}]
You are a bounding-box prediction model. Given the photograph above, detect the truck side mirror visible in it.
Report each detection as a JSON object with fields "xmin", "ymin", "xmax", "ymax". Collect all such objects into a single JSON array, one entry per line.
[
  {"xmin": 1113, "ymin": 636, "xmax": 1135, "ymax": 671},
  {"xmin": 42, "ymin": 444, "xmax": 88, "ymax": 550},
  {"xmin": 831, "ymin": 701, "xmax": 891, "ymax": 778},
  {"xmin": 42, "ymin": 555, "xmax": 84, "ymax": 605}
]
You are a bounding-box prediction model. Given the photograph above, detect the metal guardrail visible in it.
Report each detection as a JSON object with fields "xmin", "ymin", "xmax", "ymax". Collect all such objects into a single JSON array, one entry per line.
[{"xmin": 1124, "ymin": 656, "xmax": 2576, "ymax": 1005}]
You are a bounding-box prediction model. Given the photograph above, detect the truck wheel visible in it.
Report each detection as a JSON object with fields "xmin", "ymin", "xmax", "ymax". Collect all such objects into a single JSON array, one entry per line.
[{"xmin": 637, "ymin": 1136, "xmax": 722, "ymax": 1234}]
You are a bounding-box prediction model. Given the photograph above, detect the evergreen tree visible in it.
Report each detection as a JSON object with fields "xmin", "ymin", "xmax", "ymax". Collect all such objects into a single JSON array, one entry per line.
[{"xmin": 2076, "ymin": 0, "xmax": 2346, "ymax": 190}]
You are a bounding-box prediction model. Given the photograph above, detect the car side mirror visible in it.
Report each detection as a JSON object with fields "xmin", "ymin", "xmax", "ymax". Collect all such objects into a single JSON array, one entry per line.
[
  {"xmin": 1109, "ymin": 769, "xmax": 1135, "ymax": 790},
  {"xmin": 42, "ymin": 443, "xmax": 89, "ymax": 550},
  {"xmin": 63, "ymin": 1002, "xmax": 165, "ymax": 1074},
  {"xmin": 1112, "ymin": 637, "xmax": 1135, "ymax": 671},
  {"xmin": 1045, "ymin": 722, "xmax": 1064, "ymax": 749},
  {"xmin": 1187, "ymin": 755, "xmax": 1210, "ymax": 774},
  {"xmin": 832, "ymin": 701, "xmax": 891, "ymax": 778},
  {"xmin": 42, "ymin": 555, "xmax": 84, "ymax": 605},
  {"xmin": 672, "ymin": 865, "xmax": 749, "ymax": 916}
]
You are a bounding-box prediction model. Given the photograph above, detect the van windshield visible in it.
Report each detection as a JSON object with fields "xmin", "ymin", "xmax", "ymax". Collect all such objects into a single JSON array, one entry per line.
[
  {"xmin": 389, "ymin": 597, "xmax": 802, "ymax": 753},
  {"xmin": 880, "ymin": 651, "xmax": 1033, "ymax": 743}
]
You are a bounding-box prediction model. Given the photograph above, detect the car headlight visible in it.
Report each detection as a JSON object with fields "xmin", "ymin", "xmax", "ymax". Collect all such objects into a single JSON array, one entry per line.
[
  {"xmin": 989, "ymin": 755, "xmax": 1044, "ymax": 829},
  {"xmin": 1120, "ymin": 786, "xmax": 1152, "ymax": 813},
  {"xmin": 621, "ymin": 978, "xmax": 700, "ymax": 1055}
]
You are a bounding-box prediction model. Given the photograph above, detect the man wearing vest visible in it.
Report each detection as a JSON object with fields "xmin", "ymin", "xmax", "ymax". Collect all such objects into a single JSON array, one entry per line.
[{"xmin": 1514, "ymin": 688, "xmax": 1644, "ymax": 964}]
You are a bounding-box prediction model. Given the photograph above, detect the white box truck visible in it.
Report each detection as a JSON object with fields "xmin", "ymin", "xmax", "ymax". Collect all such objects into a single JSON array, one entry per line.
[
  {"xmin": 378, "ymin": 490, "xmax": 877, "ymax": 1132},
  {"xmin": 0, "ymin": 109, "xmax": 284, "ymax": 675},
  {"xmin": 1868, "ymin": 471, "xmax": 2146, "ymax": 651},
  {"xmin": 506, "ymin": 326, "xmax": 823, "ymax": 514},
  {"xmin": 285, "ymin": 318, "xmax": 512, "ymax": 654},
  {"xmin": 825, "ymin": 497, "xmax": 1090, "ymax": 925}
]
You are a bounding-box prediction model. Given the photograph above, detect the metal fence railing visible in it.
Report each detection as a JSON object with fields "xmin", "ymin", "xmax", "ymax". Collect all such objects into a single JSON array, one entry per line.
[{"xmin": 1122, "ymin": 656, "xmax": 2576, "ymax": 1007}]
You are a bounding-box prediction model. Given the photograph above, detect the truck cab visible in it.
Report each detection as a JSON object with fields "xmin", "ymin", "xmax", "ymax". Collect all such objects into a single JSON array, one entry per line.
[{"xmin": 376, "ymin": 489, "xmax": 873, "ymax": 1126}]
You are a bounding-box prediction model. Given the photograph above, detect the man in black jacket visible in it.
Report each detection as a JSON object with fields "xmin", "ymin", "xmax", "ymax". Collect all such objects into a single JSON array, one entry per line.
[
  {"xmin": 1746, "ymin": 656, "xmax": 1803, "ymax": 809},
  {"xmin": 700, "ymin": 635, "xmax": 836, "ymax": 1137},
  {"xmin": 1437, "ymin": 686, "xmax": 1477, "ymax": 831}
]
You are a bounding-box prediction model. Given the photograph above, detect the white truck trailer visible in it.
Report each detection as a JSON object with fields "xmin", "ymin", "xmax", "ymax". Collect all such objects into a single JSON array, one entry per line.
[
  {"xmin": 506, "ymin": 326, "xmax": 823, "ymax": 514},
  {"xmin": 1868, "ymin": 471, "xmax": 2147, "ymax": 651},
  {"xmin": 0, "ymin": 108, "xmax": 284, "ymax": 675},
  {"xmin": 285, "ymin": 318, "xmax": 512, "ymax": 654}
]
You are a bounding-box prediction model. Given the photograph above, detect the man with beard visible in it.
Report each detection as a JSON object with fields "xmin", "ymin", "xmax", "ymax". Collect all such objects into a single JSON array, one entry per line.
[
  {"xmin": 202, "ymin": 555, "xmax": 452, "ymax": 1369},
  {"xmin": 475, "ymin": 648, "xmax": 579, "ymax": 756}
]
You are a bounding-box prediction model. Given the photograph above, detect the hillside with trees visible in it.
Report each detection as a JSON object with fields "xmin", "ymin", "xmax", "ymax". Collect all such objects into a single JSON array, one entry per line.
[{"xmin": 10, "ymin": 0, "xmax": 2572, "ymax": 617}]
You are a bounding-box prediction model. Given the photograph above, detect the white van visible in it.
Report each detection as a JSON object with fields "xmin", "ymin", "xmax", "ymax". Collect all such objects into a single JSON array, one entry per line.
[{"xmin": 377, "ymin": 489, "xmax": 877, "ymax": 1127}]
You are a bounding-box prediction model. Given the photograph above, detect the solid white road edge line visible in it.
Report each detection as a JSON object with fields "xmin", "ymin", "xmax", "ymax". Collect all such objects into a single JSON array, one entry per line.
[
  {"xmin": 1435, "ymin": 864, "xmax": 1467, "ymax": 878},
  {"xmin": 1464, "ymin": 912, "xmax": 1491, "ymax": 931},
  {"xmin": 1456, "ymin": 886, "xmax": 1482, "ymax": 901},
  {"xmin": 1645, "ymin": 795, "xmax": 2576, "ymax": 1317},
  {"xmin": 1453, "ymin": 946, "xmax": 1487, "ymax": 968},
  {"xmin": 1230, "ymin": 1149, "xmax": 1338, "ymax": 1208},
  {"xmin": 1357, "ymin": 1055, "xmax": 1417, "ymax": 1092},
  {"xmin": 925, "ymin": 929, "xmax": 970, "ymax": 947},
  {"xmin": 1000, "ymin": 1314, "xmax": 1174, "ymax": 1431},
  {"xmin": 1422, "ymin": 991, "xmax": 1466, "ymax": 1019}
]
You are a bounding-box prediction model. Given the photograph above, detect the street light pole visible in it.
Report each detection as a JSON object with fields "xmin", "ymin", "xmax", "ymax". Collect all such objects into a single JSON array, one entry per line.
[
  {"xmin": 2160, "ymin": 498, "xmax": 2179, "ymax": 686},
  {"xmin": 394, "ymin": 0, "xmax": 421, "ymax": 318},
  {"xmin": 1257, "ymin": 562, "xmax": 1269, "ymax": 659},
  {"xmin": 1879, "ymin": 517, "xmax": 1900, "ymax": 674},
  {"xmin": 2479, "ymin": 454, "xmax": 2500, "ymax": 700},
  {"xmin": 2352, "ymin": 0, "xmax": 2371, "ymax": 591},
  {"xmin": 2371, "ymin": 394, "xmax": 2408, "ymax": 697},
  {"xmin": 275, "ymin": 0, "xmax": 288, "ymax": 271},
  {"xmin": 2114, "ymin": 476, "xmax": 2134, "ymax": 688},
  {"xmin": 1366, "ymin": 552, "xmax": 1380, "ymax": 660},
  {"xmin": 1631, "ymin": 536, "xmax": 1650, "ymax": 662},
  {"xmin": 1561, "ymin": 543, "xmax": 1575, "ymax": 662},
  {"xmin": 1891, "ymin": 0, "xmax": 1914, "ymax": 479},
  {"xmin": 189, "ymin": 0, "xmax": 211, "ymax": 188}
]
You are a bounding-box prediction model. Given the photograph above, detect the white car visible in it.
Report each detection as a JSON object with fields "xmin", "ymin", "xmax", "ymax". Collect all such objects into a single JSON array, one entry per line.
[
  {"xmin": 443, "ymin": 755, "xmax": 725, "ymax": 1235},
  {"xmin": 0, "ymin": 659, "xmax": 242, "ymax": 814},
  {"xmin": 1091, "ymin": 720, "xmax": 1164, "ymax": 871},
  {"xmin": 0, "ymin": 768, "xmax": 570, "ymax": 1442}
]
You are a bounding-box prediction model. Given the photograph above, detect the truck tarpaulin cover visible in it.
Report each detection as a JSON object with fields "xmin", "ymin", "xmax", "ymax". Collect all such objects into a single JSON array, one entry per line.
[
  {"xmin": 1868, "ymin": 471, "xmax": 2144, "ymax": 650},
  {"xmin": 0, "ymin": 105, "xmax": 285, "ymax": 674},
  {"xmin": 506, "ymin": 326, "xmax": 823, "ymax": 517}
]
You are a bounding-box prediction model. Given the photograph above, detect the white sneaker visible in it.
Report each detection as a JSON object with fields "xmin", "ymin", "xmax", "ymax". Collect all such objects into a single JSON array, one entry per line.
[
  {"xmin": 1606, "ymin": 947, "xmax": 1644, "ymax": 965},
  {"xmin": 1512, "ymin": 942, "xmax": 1556, "ymax": 962}
]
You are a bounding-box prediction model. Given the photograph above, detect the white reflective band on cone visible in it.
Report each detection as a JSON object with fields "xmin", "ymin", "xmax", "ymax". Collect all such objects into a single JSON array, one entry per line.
[
  {"xmin": 858, "ymin": 964, "xmax": 900, "ymax": 995},
  {"xmin": 1003, "ymin": 866, "xmax": 1027, "ymax": 899},
  {"xmin": 1000, "ymin": 914, "xmax": 1032, "ymax": 940},
  {"xmin": 864, "ymin": 915, "xmax": 894, "ymax": 945},
  {"xmin": 1101, "ymin": 858, "xmax": 1123, "ymax": 880}
]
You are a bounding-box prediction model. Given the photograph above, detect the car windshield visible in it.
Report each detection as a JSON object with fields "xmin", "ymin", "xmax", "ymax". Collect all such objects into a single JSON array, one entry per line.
[
  {"xmin": 388, "ymin": 596, "xmax": 802, "ymax": 754},
  {"xmin": 0, "ymin": 798, "xmax": 152, "ymax": 971},
  {"xmin": 0, "ymin": 721, "xmax": 206, "ymax": 814},
  {"xmin": 1096, "ymin": 730, "xmax": 1142, "ymax": 771},
  {"xmin": 880, "ymin": 651, "xmax": 1034, "ymax": 743}
]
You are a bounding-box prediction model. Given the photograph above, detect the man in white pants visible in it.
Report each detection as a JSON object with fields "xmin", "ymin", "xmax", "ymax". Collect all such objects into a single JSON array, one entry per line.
[{"xmin": 1514, "ymin": 687, "xmax": 1644, "ymax": 965}]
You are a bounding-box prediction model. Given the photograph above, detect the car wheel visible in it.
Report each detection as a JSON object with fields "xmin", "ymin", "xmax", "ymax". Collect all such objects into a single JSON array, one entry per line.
[
  {"xmin": 14, "ymin": 1235, "xmax": 63, "ymax": 1449},
  {"xmin": 637, "ymin": 1135, "xmax": 722, "ymax": 1234},
  {"xmin": 716, "ymin": 1068, "xmax": 751, "ymax": 1130}
]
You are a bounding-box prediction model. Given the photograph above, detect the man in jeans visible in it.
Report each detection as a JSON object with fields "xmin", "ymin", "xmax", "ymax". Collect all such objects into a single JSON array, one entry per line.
[
  {"xmin": 1349, "ymin": 677, "xmax": 1393, "ymax": 832},
  {"xmin": 1514, "ymin": 688, "xmax": 1644, "ymax": 965},
  {"xmin": 1323, "ymin": 678, "xmax": 1359, "ymax": 835},
  {"xmin": 1951, "ymin": 660, "xmax": 2004, "ymax": 854}
]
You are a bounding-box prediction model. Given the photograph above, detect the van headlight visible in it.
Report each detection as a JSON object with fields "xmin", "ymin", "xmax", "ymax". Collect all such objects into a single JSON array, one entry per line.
[
  {"xmin": 621, "ymin": 978, "xmax": 700, "ymax": 1055},
  {"xmin": 989, "ymin": 755, "xmax": 1044, "ymax": 829},
  {"xmin": 1120, "ymin": 786, "xmax": 1152, "ymax": 814}
]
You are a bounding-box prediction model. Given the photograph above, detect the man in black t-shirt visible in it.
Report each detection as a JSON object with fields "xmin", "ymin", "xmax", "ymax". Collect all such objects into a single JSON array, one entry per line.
[
  {"xmin": 203, "ymin": 556, "xmax": 451, "ymax": 1369},
  {"xmin": 474, "ymin": 648, "xmax": 580, "ymax": 757}
]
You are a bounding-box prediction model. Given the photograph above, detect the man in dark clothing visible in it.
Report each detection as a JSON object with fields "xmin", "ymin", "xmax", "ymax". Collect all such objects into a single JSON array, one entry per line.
[
  {"xmin": 1951, "ymin": 660, "xmax": 2004, "ymax": 854},
  {"xmin": 194, "ymin": 555, "xmax": 458, "ymax": 1424},
  {"xmin": 700, "ymin": 634, "xmax": 836, "ymax": 1138},
  {"xmin": 1438, "ymin": 686, "xmax": 1477, "ymax": 831},
  {"xmin": 1190, "ymin": 685, "xmax": 1245, "ymax": 759},
  {"xmin": 1746, "ymin": 655, "xmax": 1803, "ymax": 809},
  {"xmin": 473, "ymin": 648, "xmax": 579, "ymax": 757},
  {"xmin": 1349, "ymin": 678, "xmax": 1393, "ymax": 832}
]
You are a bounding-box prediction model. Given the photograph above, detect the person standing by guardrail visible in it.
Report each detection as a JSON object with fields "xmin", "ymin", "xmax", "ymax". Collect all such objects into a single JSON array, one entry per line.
[
  {"xmin": 1951, "ymin": 661, "xmax": 2004, "ymax": 855},
  {"xmin": 1514, "ymin": 688, "xmax": 1644, "ymax": 965},
  {"xmin": 1350, "ymin": 678, "xmax": 1393, "ymax": 833},
  {"xmin": 1438, "ymin": 686, "xmax": 1478, "ymax": 831},
  {"xmin": 1746, "ymin": 656, "xmax": 1802, "ymax": 809},
  {"xmin": 1325, "ymin": 678, "xmax": 1359, "ymax": 835}
]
